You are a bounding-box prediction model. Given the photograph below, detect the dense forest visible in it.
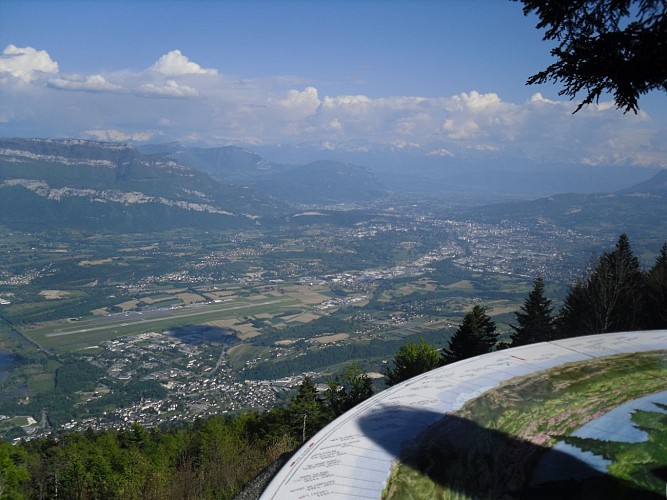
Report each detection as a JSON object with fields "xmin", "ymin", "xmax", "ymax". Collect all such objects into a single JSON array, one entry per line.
[
  {"xmin": 0, "ymin": 369, "xmax": 368, "ymax": 499},
  {"xmin": 0, "ymin": 234, "xmax": 665, "ymax": 499}
]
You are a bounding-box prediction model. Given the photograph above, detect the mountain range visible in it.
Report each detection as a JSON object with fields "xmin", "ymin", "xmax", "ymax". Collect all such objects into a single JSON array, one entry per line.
[
  {"xmin": 0, "ymin": 138, "xmax": 284, "ymax": 231},
  {"xmin": 1, "ymin": 137, "xmax": 665, "ymax": 235},
  {"xmin": 465, "ymin": 168, "xmax": 667, "ymax": 245},
  {"xmin": 138, "ymin": 143, "xmax": 387, "ymax": 205}
]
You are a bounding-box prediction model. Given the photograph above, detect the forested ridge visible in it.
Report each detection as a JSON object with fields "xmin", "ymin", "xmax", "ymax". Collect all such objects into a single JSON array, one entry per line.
[{"xmin": 0, "ymin": 234, "xmax": 666, "ymax": 499}]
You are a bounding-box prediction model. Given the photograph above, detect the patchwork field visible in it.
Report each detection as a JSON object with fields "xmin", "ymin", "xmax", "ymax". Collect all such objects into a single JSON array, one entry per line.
[
  {"xmin": 204, "ymin": 319, "xmax": 262, "ymax": 339},
  {"xmin": 310, "ymin": 333, "xmax": 350, "ymax": 344},
  {"xmin": 393, "ymin": 278, "xmax": 439, "ymax": 296},
  {"xmin": 38, "ymin": 290, "xmax": 72, "ymax": 300},
  {"xmin": 280, "ymin": 284, "xmax": 332, "ymax": 305},
  {"xmin": 227, "ymin": 343, "xmax": 271, "ymax": 369},
  {"xmin": 485, "ymin": 300, "xmax": 518, "ymax": 317},
  {"xmin": 22, "ymin": 294, "xmax": 300, "ymax": 352},
  {"xmin": 446, "ymin": 279, "xmax": 475, "ymax": 290},
  {"xmin": 78, "ymin": 257, "xmax": 115, "ymax": 266}
]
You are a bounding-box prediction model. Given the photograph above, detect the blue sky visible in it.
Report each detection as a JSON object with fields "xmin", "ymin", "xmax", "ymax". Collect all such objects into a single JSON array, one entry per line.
[{"xmin": 1, "ymin": 0, "xmax": 665, "ymax": 167}]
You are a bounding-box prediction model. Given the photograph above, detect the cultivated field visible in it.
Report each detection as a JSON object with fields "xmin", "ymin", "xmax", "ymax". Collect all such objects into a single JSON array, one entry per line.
[{"xmin": 23, "ymin": 294, "xmax": 301, "ymax": 352}]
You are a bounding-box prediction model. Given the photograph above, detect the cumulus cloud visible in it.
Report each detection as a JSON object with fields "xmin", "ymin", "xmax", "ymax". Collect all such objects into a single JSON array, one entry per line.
[
  {"xmin": 443, "ymin": 118, "xmax": 481, "ymax": 140},
  {"xmin": 528, "ymin": 92, "xmax": 559, "ymax": 106},
  {"xmin": 139, "ymin": 80, "xmax": 198, "ymax": 97},
  {"xmin": 49, "ymin": 74, "xmax": 122, "ymax": 92},
  {"xmin": 440, "ymin": 91, "xmax": 522, "ymax": 141},
  {"xmin": 150, "ymin": 50, "xmax": 217, "ymax": 76},
  {"xmin": 1, "ymin": 43, "xmax": 665, "ymax": 168},
  {"xmin": 394, "ymin": 112, "xmax": 433, "ymax": 136},
  {"xmin": 450, "ymin": 90, "xmax": 503, "ymax": 112},
  {"xmin": 322, "ymin": 94, "xmax": 372, "ymax": 108},
  {"xmin": 273, "ymin": 86, "xmax": 320, "ymax": 118},
  {"xmin": 328, "ymin": 118, "xmax": 343, "ymax": 131},
  {"xmin": 0, "ymin": 44, "xmax": 59, "ymax": 82}
]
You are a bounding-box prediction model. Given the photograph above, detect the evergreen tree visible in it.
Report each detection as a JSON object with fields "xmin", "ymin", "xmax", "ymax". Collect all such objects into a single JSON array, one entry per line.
[
  {"xmin": 0, "ymin": 441, "xmax": 30, "ymax": 498},
  {"xmin": 510, "ymin": 277, "xmax": 555, "ymax": 347},
  {"xmin": 384, "ymin": 339, "xmax": 440, "ymax": 387},
  {"xmin": 324, "ymin": 364, "xmax": 374, "ymax": 418},
  {"xmin": 557, "ymin": 234, "xmax": 644, "ymax": 337},
  {"xmin": 442, "ymin": 305, "xmax": 497, "ymax": 364},
  {"xmin": 287, "ymin": 377, "xmax": 327, "ymax": 442},
  {"xmin": 645, "ymin": 242, "xmax": 667, "ymax": 329},
  {"xmin": 556, "ymin": 279, "xmax": 588, "ymax": 339},
  {"xmin": 518, "ymin": 0, "xmax": 667, "ymax": 113}
]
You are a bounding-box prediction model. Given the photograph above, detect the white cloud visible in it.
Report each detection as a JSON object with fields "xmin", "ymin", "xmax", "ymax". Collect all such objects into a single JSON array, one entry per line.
[
  {"xmin": 394, "ymin": 113, "xmax": 432, "ymax": 136},
  {"xmin": 450, "ymin": 90, "xmax": 502, "ymax": 112},
  {"xmin": 328, "ymin": 119, "xmax": 343, "ymax": 131},
  {"xmin": 0, "ymin": 44, "xmax": 59, "ymax": 82},
  {"xmin": 322, "ymin": 94, "xmax": 371, "ymax": 110},
  {"xmin": 139, "ymin": 80, "xmax": 198, "ymax": 97},
  {"xmin": 443, "ymin": 118, "xmax": 481, "ymax": 140},
  {"xmin": 440, "ymin": 91, "xmax": 522, "ymax": 142},
  {"xmin": 273, "ymin": 86, "xmax": 320, "ymax": 118},
  {"xmin": 471, "ymin": 144, "xmax": 499, "ymax": 152},
  {"xmin": 1, "ymin": 44, "xmax": 665, "ymax": 168},
  {"xmin": 150, "ymin": 50, "xmax": 217, "ymax": 76},
  {"xmin": 391, "ymin": 140, "xmax": 421, "ymax": 149},
  {"xmin": 427, "ymin": 148, "xmax": 454, "ymax": 157},
  {"xmin": 593, "ymin": 101, "xmax": 615, "ymax": 112},
  {"xmin": 49, "ymin": 74, "xmax": 122, "ymax": 92},
  {"xmin": 85, "ymin": 129, "xmax": 154, "ymax": 142},
  {"xmin": 528, "ymin": 92, "xmax": 558, "ymax": 106}
]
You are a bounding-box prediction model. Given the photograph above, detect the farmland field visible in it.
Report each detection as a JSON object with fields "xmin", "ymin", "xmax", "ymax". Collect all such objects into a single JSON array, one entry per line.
[{"xmin": 23, "ymin": 293, "xmax": 300, "ymax": 352}]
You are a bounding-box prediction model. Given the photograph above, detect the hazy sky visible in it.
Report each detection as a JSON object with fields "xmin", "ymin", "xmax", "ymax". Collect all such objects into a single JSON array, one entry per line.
[{"xmin": 1, "ymin": 0, "xmax": 666, "ymax": 167}]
